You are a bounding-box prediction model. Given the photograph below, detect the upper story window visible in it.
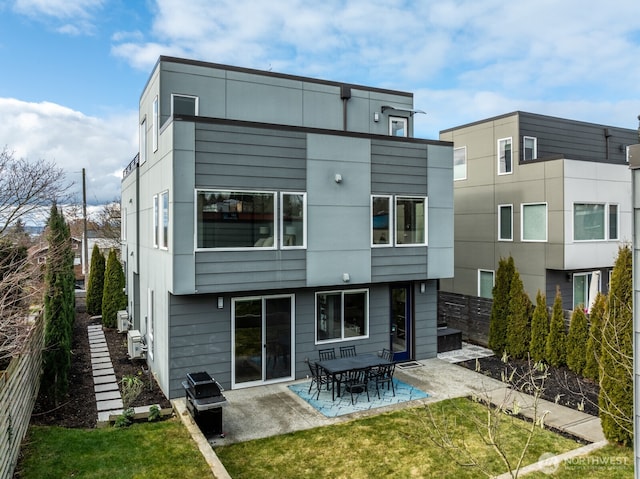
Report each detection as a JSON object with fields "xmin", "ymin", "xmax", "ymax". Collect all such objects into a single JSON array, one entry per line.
[
  {"xmin": 521, "ymin": 202, "xmax": 547, "ymax": 242},
  {"xmin": 498, "ymin": 137, "xmax": 512, "ymax": 175},
  {"xmin": 152, "ymin": 96, "xmax": 159, "ymax": 153},
  {"xmin": 139, "ymin": 118, "xmax": 146, "ymax": 165},
  {"xmin": 498, "ymin": 204, "xmax": 513, "ymax": 241},
  {"xmin": 371, "ymin": 195, "xmax": 392, "ymax": 247},
  {"xmin": 478, "ymin": 269, "xmax": 495, "ymax": 299},
  {"xmin": 160, "ymin": 191, "xmax": 169, "ymax": 249},
  {"xmin": 453, "ymin": 147, "xmax": 467, "ymax": 181},
  {"xmin": 573, "ymin": 203, "xmax": 618, "ymax": 241},
  {"xmin": 152, "ymin": 194, "xmax": 158, "ymax": 247},
  {"xmin": 389, "ymin": 117, "xmax": 407, "ymax": 137},
  {"xmin": 172, "ymin": 94, "xmax": 199, "ymax": 116},
  {"xmin": 395, "ymin": 196, "xmax": 427, "ymax": 246},
  {"xmin": 281, "ymin": 192, "xmax": 306, "ymax": 248},
  {"xmin": 523, "ymin": 136, "xmax": 537, "ymax": 161},
  {"xmin": 316, "ymin": 289, "xmax": 368, "ymax": 343}
]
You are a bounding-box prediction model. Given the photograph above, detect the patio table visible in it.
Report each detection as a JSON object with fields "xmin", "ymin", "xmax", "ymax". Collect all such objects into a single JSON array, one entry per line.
[{"xmin": 317, "ymin": 353, "xmax": 392, "ymax": 401}]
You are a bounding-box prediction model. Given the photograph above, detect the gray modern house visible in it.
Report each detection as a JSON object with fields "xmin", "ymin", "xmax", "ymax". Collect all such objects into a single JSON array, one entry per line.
[
  {"xmin": 121, "ymin": 56, "xmax": 454, "ymax": 399},
  {"xmin": 439, "ymin": 112, "xmax": 637, "ymax": 328}
]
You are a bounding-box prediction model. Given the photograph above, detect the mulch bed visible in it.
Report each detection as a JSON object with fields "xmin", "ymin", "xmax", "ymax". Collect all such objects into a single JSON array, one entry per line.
[
  {"xmin": 30, "ymin": 307, "xmax": 171, "ymax": 429},
  {"xmin": 457, "ymin": 354, "xmax": 600, "ymax": 417}
]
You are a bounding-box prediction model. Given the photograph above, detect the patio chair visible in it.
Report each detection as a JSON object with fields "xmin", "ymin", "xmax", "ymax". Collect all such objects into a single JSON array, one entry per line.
[
  {"xmin": 318, "ymin": 348, "xmax": 336, "ymax": 361},
  {"xmin": 369, "ymin": 363, "xmax": 395, "ymax": 398},
  {"xmin": 339, "ymin": 345, "xmax": 357, "ymax": 358},
  {"xmin": 381, "ymin": 348, "xmax": 393, "ymax": 361},
  {"xmin": 307, "ymin": 361, "xmax": 331, "ymax": 399},
  {"xmin": 342, "ymin": 368, "xmax": 369, "ymax": 405}
]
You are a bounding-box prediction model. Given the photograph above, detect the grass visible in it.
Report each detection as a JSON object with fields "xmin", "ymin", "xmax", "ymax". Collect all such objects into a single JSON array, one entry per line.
[
  {"xmin": 215, "ymin": 397, "xmax": 582, "ymax": 478},
  {"xmin": 527, "ymin": 444, "xmax": 633, "ymax": 478},
  {"xmin": 16, "ymin": 418, "xmax": 214, "ymax": 479}
]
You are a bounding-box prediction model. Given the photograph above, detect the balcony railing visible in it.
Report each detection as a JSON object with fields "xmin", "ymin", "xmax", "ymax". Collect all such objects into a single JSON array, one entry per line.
[{"xmin": 122, "ymin": 153, "xmax": 139, "ymax": 179}]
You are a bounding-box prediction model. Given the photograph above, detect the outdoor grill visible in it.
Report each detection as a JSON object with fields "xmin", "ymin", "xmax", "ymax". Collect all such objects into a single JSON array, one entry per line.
[{"xmin": 182, "ymin": 371, "xmax": 227, "ymax": 437}]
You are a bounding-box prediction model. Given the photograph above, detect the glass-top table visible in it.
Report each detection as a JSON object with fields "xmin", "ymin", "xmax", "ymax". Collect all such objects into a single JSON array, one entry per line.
[{"xmin": 316, "ymin": 353, "xmax": 392, "ymax": 400}]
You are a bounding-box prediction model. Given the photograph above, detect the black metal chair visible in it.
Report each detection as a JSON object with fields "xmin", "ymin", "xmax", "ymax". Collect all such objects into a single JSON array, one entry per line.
[
  {"xmin": 318, "ymin": 348, "xmax": 336, "ymax": 361},
  {"xmin": 381, "ymin": 348, "xmax": 393, "ymax": 361},
  {"xmin": 369, "ymin": 363, "xmax": 396, "ymax": 398},
  {"xmin": 339, "ymin": 345, "xmax": 357, "ymax": 358},
  {"xmin": 307, "ymin": 361, "xmax": 331, "ymax": 399},
  {"xmin": 342, "ymin": 368, "xmax": 369, "ymax": 404}
]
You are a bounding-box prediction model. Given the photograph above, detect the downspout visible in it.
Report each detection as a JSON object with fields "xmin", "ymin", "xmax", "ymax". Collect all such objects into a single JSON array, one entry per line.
[
  {"xmin": 604, "ymin": 128, "xmax": 612, "ymax": 162},
  {"xmin": 340, "ymin": 85, "xmax": 351, "ymax": 131}
]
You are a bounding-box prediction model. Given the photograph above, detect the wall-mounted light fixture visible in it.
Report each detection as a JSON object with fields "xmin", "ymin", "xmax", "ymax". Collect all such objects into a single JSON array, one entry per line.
[
  {"xmin": 342, "ymin": 273, "xmax": 350, "ymax": 282},
  {"xmin": 373, "ymin": 112, "xmax": 380, "ymax": 122},
  {"xmin": 217, "ymin": 297, "xmax": 224, "ymax": 309},
  {"xmin": 334, "ymin": 173, "xmax": 343, "ymax": 184},
  {"xmin": 420, "ymin": 283, "xmax": 426, "ymax": 294},
  {"xmin": 566, "ymin": 273, "xmax": 572, "ymax": 283}
]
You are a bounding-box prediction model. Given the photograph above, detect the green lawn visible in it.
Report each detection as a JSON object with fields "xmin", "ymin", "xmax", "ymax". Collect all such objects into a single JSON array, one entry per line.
[
  {"xmin": 215, "ymin": 397, "xmax": 583, "ymax": 478},
  {"xmin": 17, "ymin": 418, "xmax": 214, "ymax": 479},
  {"xmin": 527, "ymin": 444, "xmax": 633, "ymax": 479}
]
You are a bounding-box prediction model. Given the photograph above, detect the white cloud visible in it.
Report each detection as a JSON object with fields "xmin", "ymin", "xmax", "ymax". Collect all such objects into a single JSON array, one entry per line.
[
  {"xmin": 0, "ymin": 98, "xmax": 137, "ymax": 205},
  {"xmin": 12, "ymin": 0, "xmax": 104, "ymax": 34}
]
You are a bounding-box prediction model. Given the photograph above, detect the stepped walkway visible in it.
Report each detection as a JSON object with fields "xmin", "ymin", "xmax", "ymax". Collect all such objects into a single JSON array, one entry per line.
[{"xmin": 87, "ymin": 324, "xmax": 124, "ymax": 423}]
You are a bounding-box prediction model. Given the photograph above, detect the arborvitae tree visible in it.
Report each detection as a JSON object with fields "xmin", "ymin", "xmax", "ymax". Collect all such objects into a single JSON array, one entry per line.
[
  {"xmin": 529, "ymin": 291, "xmax": 549, "ymax": 362},
  {"xmin": 584, "ymin": 292, "xmax": 605, "ymax": 382},
  {"xmin": 488, "ymin": 256, "xmax": 515, "ymax": 355},
  {"xmin": 599, "ymin": 245, "xmax": 633, "ymax": 446},
  {"xmin": 41, "ymin": 204, "xmax": 75, "ymax": 406},
  {"xmin": 102, "ymin": 249, "xmax": 126, "ymax": 328},
  {"xmin": 545, "ymin": 286, "xmax": 566, "ymax": 367},
  {"xmin": 566, "ymin": 306, "xmax": 588, "ymax": 375},
  {"xmin": 85, "ymin": 244, "xmax": 105, "ymax": 315},
  {"xmin": 505, "ymin": 270, "xmax": 532, "ymax": 359}
]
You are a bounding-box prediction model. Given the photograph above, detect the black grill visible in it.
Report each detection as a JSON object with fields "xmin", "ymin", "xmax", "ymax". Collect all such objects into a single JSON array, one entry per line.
[
  {"xmin": 182, "ymin": 371, "xmax": 227, "ymax": 437},
  {"xmin": 186, "ymin": 371, "xmax": 222, "ymax": 399}
]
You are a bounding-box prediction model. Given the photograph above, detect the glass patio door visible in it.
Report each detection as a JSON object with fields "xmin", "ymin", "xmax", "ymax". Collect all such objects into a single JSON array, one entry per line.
[
  {"xmin": 390, "ymin": 285, "xmax": 411, "ymax": 361},
  {"xmin": 232, "ymin": 295, "xmax": 293, "ymax": 388}
]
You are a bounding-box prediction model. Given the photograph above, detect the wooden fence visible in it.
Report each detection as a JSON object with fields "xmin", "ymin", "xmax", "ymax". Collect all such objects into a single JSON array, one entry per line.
[
  {"xmin": 0, "ymin": 312, "xmax": 44, "ymax": 479},
  {"xmin": 438, "ymin": 291, "xmax": 493, "ymax": 346}
]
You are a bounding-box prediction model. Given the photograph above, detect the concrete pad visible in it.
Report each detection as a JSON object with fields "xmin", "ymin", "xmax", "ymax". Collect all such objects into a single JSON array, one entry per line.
[
  {"xmin": 88, "ymin": 333, "xmax": 105, "ymax": 342},
  {"xmin": 93, "ymin": 374, "xmax": 117, "ymax": 385},
  {"xmin": 91, "ymin": 356, "xmax": 112, "ymax": 365},
  {"xmin": 98, "ymin": 410, "xmax": 122, "ymax": 424},
  {"xmin": 562, "ymin": 417, "xmax": 606, "ymax": 443},
  {"xmin": 92, "ymin": 363, "xmax": 114, "ymax": 373},
  {"xmin": 93, "ymin": 367, "xmax": 115, "ymax": 377},
  {"xmin": 97, "ymin": 398, "xmax": 123, "ymax": 411},
  {"xmin": 95, "ymin": 382, "xmax": 119, "ymax": 393},
  {"xmin": 96, "ymin": 390, "xmax": 122, "ymax": 402},
  {"xmin": 90, "ymin": 351, "xmax": 110, "ymax": 359},
  {"xmin": 91, "ymin": 347, "xmax": 110, "ymax": 355}
]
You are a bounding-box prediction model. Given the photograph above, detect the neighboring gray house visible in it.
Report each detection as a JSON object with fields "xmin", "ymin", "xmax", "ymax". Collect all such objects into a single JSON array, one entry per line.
[
  {"xmin": 439, "ymin": 112, "xmax": 637, "ymax": 325},
  {"xmin": 121, "ymin": 56, "xmax": 454, "ymax": 399}
]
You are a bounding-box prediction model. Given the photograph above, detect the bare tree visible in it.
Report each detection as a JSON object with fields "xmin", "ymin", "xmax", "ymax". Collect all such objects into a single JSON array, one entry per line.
[
  {"xmin": 93, "ymin": 200, "xmax": 121, "ymax": 249},
  {"xmin": 0, "ymin": 146, "xmax": 73, "ymax": 235}
]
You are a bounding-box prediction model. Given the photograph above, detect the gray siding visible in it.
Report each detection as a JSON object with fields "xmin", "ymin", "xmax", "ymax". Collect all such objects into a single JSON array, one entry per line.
[{"xmin": 414, "ymin": 281, "xmax": 438, "ymax": 359}]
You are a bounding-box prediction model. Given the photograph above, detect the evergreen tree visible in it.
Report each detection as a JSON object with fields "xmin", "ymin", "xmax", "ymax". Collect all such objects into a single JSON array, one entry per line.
[
  {"xmin": 505, "ymin": 270, "xmax": 532, "ymax": 359},
  {"xmin": 529, "ymin": 291, "xmax": 549, "ymax": 362},
  {"xmin": 41, "ymin": 204, "xmax": 75, "ymax": 406},
  {"xmin": 85, "ymin": 244, "xmax": 105, "ymax": 315},
  {"xmin": 102, "ymin": 249, "xmax": 126, "ymax": 328},
  {"xmin": 599, "ymin": 245, "xmax": 633, "ymax": 445},
  {"xmin": 488, "ymin": 256, "xmax": 515, "ymax": 355},
  {"xmin": 566, "ymin": 306, "xmax": 588, "ymax": 375},
  {"xmin": 584, "ymin": 292, "xmax": 605, "ymax": 382},
  {"xmin": 545, "ymin": 286, "xmax": 566, "ymax": 367}
]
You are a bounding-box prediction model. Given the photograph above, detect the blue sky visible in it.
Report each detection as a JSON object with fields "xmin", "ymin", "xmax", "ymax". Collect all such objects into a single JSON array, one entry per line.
[{"xmin": 1, "ymin": 0, "xmax": 640, "ymax": 209}]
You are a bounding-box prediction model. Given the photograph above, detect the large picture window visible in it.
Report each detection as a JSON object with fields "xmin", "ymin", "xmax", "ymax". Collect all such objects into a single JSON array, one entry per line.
[
  {"xmin": 498, "ymin": 137, "xmax": 512, "ymax": 175},
  {"xmin": 316, "ymin": 290, "xmax": 368, "ymax": 343},
  {"xmin": 522, "ymin": 203, "xmax": 547, "ymax": 242},
  {"xmin": 281, "ymin": 193, "xmax": 306, "ymax": 248},
  {"xmin": 453, "ymin": 146, "xmax": 467, "ymax": 181},
  {"xmin": 573, "ymin": 203, "xmax": 618, "ymax": 241},
  {"xmin": 197, "ymin": 190, "xmax": 276, "ymax": 249},
  {"xmin": 395, "ymin": 196, "xmax": 427, "ymax": 245},
  {"xmin": 371, "ymin": 195, "xmax": 392, "ymax": 246}
]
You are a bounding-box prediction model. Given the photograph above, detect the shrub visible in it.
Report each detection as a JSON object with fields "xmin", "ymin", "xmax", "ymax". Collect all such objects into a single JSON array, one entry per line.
[
  {"xmin": 583, "ymin": 292, "xmax": 605, "ymax": 382},
  {"xmin": 545, "ymin": 287, "xmax": 566, "ymax": 367},
  {"xmin": 85, "ymin": 244, "xmax": 105, "ymax": 315},
  {"xmin": 529, "ymin": 291, "xmax": 549, "ymax": 363},
  {"xmin": 488, "ymin": 256, "xmax": 515, "ymax": 355},
  {"xmin": 102, "ymin": 249, "xmax": 126, "ymax": 329},
  {"xmin": 566, "ymin": 306, "xmax": 588, "ymax": 375},
  {"xmin": 505, "ymin": 270, "xmax": 532, "ymax": 359}
]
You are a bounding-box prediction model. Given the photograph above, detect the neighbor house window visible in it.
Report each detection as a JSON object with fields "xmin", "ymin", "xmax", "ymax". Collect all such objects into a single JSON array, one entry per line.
[
  {"xmin": 152, "ymin": 194, "xmax": 158, "ymax": 248},
  {"xmin": 453, "ymin": 146, "xmax": 467, "ymax": 181},
  {"xmin": 371, "ymin": 195, "xmax": 392, "ymax": 246},
  {"xmin": 139, "ymin": 118, "xmax": 146, "ymax": 165},
  {"xmin": 523, "ymin": 136, "xmax": 537, "ymax": 161},
  {"xmin": 197, "ymin": 190, "xmax": 276, "ymax": 249},
  {"xmin": 498, "ymin": 204, "xmax": 513, "ymax": 241},
  {"xmin": 171, "ymin": 94, "xmax": 198, "ymax": 116},
  {"xmin": 152, "ymin": 96, "xmax": 159, "ymax": 152},
  {"xmin": 498, "ymin": 137, "xmax": 512, "ymax": 174},
  {"xmin": 573, "ymin": 203, "xmax": 618, "ymax": 241},
  {"xmin": 389, "ymin": 117, "xmax": 407, "ymax": 137},
  {"xmin": 395, "ymin": 196, "xmax": 427, "ymax": 245},
  {"xmin": 316, "ymin": 290, "xmax": 368, "ymax": 343},
  {"xmin": 478, "ymin": 270, "xmax": 495, "ymax": 299},
  {"xmin": 160, "ymin": 191, "xmax": 169, "ymax": 249},
  {"xmin": 281, "ymin": 192, "xmax": 306, "ymax": 248},
  {"xmin": 573, "ymin": 272, "xmax": 599, "ymax": 310},
  {"xmin": 608, "ymin": 204, "xmax": 618, "ymax": 240},
  {"xmin": 521, "ymin": 203, "xmax": 547, "ymax": 242}
]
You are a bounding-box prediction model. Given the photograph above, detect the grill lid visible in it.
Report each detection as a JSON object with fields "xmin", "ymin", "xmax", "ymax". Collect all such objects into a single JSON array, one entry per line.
[{"xmin": 187, "ymin": 371, "xmax": 214, "ymax": 386}]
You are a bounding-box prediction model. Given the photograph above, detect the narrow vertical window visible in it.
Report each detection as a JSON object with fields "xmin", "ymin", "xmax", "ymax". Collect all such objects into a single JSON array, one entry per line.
[
  {"xmin": 281, "ymin": 192, "xmax": 306, "ymax": 248},
  {"xmin": 478, "ymin": 270, "xmax": 495, "ymax": 299},
  {"xmin": 523, "ymin": 136, "xmax": 537, "ymax": 161},
  {"xmin": 498, "ymin": 204, "xmax": 513, "ymax": 241},
  {"xmin": 608, "ymin": 204, "xmax": 618, "ymax": 240},
  {"xmin": 389, "ymin": 117, "xmax": 407, "ymax": 137},
  {"xmin": 147, "ymin": 288, "xmax": 154, "ymax": 360},
  {"xmin": 522, "ymin": 203, "xmax": 547, "ymax": 242},
  {"xmin": 498, "ymin": 137, "xmax": 512, "ymax": 174},
  {"xmin": 152, "ymin": 96, "xmax": 159, "ymax": 152},
  {"xmin": 371, "ymin": 195, "xmax": 392, "ymax": 246},
  {"xmin": 453, "ymin": 147, "xmax": 467, "ymax": 181},
  {"xmin": 152, "ymin": 194, "xmax": 158, "ymax": 248},
  {"xmin": 395, "ymin": 196, "xmax": 427, "ymax": 245},
  {"xmin": 160, "ymin": 191, "xmax": 169, "ymax": 249},
  {"xmin": 139, "ymin": 118, "xmax": 146, "ymax": 165}
]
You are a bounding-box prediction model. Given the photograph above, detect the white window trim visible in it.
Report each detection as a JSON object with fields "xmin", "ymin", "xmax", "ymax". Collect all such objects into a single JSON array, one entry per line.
[
  {"xmin": 171, "ymin": 93, "xmax": 199, "ymax": 116},
  {"xmin": 498, "ymin": 204, "xmax": 513, "ymax": 241},
  {"xmin": 478, "ymin": 269, "xmax": 495, "ymax": 298},
  {"xmin": 195, "ymin": 189, "xmax": 278, "ymax": 252},
  {"xmin": 608, "ymin": 203, "xmax": 619, "ymax": 241},
  {"xmin": 315, "ymin": 289, "xmax": 370, "ymax": 345},
  {"xmin": 389, "ymin": 116, "xmax": 408, "ymax": 137},
  {"xmin": 152, "ymin": 96, "xmax": 159, "ymax": 153},
  {"xmin": 572, "ymin": 202, "xmax": 619, "ymax": 242},
  {"xmin": 139, "ymin": 117, "xmax": 147, "ymax": 165},
  {"xmin": 395, "ymin": 196, "xmax": 428, "ymax": 247},
  {"xmin": 280, "ymin": 192, "xmax": 307, "ymax": 249},
  {"xmin": 371, "ymin": 195, "xmax": 393, "ymax": 248},
  {"xmin": 521, "ymin": 202, "xmax": 548, "ymax": 242},
  {"xmin": 572, "ymin": 272, "xmax": 600, "ymax": 310},
  {"xmin": 497, "ymin": 137, "xmax": 513, "ymax": 175},
  {"xmin": 453, "ymin": 146, "xmax": 467, "ymax": 181},
  {"xmin": 152, "ymin": 194, "xmax": 158, "ymax": 248},
  {"xmin": 159, "ymin": 190, "xmax": 169, "ymax": 250},
  {"xmin": 523, "ymin": 136, "xmax": 537, "ymax": 161}
]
